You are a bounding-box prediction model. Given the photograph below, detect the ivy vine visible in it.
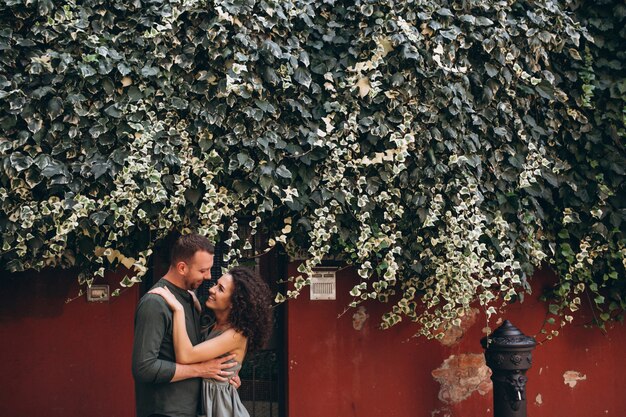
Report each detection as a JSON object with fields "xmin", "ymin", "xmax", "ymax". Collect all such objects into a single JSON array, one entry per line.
[{"xmin": 0, "ymin": 0, "xmax": 623, "ymax": 337}]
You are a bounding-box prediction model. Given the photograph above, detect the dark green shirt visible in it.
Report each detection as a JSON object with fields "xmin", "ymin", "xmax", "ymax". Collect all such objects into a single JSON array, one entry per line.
[{"xmin": 132, "ymin": 279, "xmax": 202, "ymax": 417}]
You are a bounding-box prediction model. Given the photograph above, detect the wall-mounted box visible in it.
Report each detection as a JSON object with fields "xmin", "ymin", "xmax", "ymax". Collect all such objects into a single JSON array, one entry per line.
[
  {"xmin": 87, "ymin": 285, "xmax": 110, "ymax": 302},
  {"xmin": 310, "ymin": 269, "xmax": 336, "ymax": 300}
]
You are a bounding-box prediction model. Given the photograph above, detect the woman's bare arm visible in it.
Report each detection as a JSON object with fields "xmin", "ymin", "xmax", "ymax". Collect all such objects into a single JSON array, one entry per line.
[
  {"xmin": 150, "ymin": 286, "xmax": 246, "ymax": 364},
  {"xmin": 171, "ymin": 309, "xmax": 245, "ymax": 364}
]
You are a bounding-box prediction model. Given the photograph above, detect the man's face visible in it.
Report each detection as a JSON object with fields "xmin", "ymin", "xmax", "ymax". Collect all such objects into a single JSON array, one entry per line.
[{"xmin": 180, "ymin": 251, "xmax": 214, "ymax": 291}]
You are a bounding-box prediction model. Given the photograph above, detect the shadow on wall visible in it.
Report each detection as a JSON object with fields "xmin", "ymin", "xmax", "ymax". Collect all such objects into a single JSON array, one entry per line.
[{"xmin": 0, "ymin": 269, "xmax": 75, "ymax": 322}]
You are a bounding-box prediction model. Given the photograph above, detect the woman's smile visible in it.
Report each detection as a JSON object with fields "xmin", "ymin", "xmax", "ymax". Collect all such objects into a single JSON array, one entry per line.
[{"xmin": 205, "ymin": 273, "xmax": 234, "ymax": 311}]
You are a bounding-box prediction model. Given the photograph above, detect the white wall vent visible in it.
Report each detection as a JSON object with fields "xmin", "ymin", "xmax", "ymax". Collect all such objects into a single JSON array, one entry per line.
[{"xmin": 310, "ymin": 269, "xmax": 337, "ymax": 300}]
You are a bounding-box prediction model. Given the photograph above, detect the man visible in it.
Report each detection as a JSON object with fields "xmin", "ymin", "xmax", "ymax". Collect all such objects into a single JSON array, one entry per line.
[{"xmin": 132, "ymin": 233, "xmax": 240, "ymax": 417}]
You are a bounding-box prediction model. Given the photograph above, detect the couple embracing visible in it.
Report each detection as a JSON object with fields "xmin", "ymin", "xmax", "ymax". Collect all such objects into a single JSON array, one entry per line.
[{"xmin": 132, "ymin": 233, "xmax": 273, "ymax": 417}]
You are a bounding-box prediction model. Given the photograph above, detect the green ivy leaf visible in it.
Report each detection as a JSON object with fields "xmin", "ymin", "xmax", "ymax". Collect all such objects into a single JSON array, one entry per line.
[
  {"xmin": 9, "ymin": 153, "xmax": 33, "ymax": 172},
  {"xmin": 276, "ymin": 165, "xmax": 292, "ymax": 179}
]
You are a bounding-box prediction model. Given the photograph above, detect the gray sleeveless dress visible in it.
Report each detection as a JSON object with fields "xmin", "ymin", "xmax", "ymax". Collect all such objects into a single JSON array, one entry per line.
[{"xmin": 199, "ymin": 328, "xmax": 250, "ymax": 417}]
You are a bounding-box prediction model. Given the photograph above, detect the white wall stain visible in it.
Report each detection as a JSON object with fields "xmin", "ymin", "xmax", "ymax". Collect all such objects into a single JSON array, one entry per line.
[
  {"xmin": 535, "ymin": 393, "xmax": 543, "ymax": 406},
  {"xmin": 563, "ymin": 370, "xmax": 587, "ymax": 388},
  {"xmin": 352, "ymin": 306, "xmax": 369, "ymax": 331}
]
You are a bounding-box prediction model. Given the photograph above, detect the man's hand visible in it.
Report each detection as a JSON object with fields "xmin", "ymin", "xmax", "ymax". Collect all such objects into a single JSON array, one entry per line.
[
  {"xmin": 230, "ymin": 373, "xmax": 242, "ymax": 389},
  {"xmin": 194, "ymin": 354, "xmax": 237, "ymax": 381}
]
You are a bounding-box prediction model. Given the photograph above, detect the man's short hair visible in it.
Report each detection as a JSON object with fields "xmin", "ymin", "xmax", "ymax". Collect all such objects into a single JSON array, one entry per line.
[{"xmin": 169, "ymin": 233, "xmax": 215, "ymax": 266}]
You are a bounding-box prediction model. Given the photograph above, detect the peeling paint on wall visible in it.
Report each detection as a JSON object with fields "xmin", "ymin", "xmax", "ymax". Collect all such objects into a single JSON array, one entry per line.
[
  {"xmin": 431, "ymin": 353, "xmax": 492, "ymax": 404},
  {"xmin": 430, "ymin": 408, "xmax": 451, "ymax": 417},
  {"xmin": 437, "ymin": 308, "xmax": 479, "ymax": 346},
  {"xmin": 535, "ymin": 393, "xmax": 543, "ymax": 406},
  {"xmin": 352, "ymin": 306, "xmax": 369, "ymax": 331},
  {"xmin": 563, "ymin": 370, "xmax": 587, "ymax": 388}
]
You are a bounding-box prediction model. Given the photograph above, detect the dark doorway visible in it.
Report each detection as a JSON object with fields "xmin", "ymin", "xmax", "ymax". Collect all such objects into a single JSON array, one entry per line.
[{"xmin": 238, "ymin": 244, "xmax": 287, "ymax": 417}]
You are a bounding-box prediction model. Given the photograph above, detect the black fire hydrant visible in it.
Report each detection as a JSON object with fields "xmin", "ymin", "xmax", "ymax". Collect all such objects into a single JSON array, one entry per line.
[{"xmin": 481, "ymin": 320, "xmax": 537, "ymax": 417}]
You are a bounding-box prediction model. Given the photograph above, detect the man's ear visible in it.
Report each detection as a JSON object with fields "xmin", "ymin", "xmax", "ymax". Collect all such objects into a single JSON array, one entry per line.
[{"xmin": 176, "ymin": 261, "xmax": 187, "ymax": 275}]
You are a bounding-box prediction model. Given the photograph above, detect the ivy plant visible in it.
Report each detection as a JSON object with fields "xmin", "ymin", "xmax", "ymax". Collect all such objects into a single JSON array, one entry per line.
[{"xmin": 0, "ymin": 0, "xmax": 623, "ymax": 337}]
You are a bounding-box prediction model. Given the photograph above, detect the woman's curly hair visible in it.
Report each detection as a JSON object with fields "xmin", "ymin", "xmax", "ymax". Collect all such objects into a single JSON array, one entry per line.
[{"xmin": 227, "ymin": 266, "xmax": 273, "ymax": 353}]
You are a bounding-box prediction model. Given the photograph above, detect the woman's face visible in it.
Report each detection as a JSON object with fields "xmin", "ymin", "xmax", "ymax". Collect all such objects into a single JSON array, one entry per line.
[{"xmin": 206, "ymin": 273, "xmax": 234, "ymax": 312}]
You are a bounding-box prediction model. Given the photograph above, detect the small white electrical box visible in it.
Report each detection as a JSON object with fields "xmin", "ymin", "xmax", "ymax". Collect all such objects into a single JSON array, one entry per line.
[
  {"xmin": 310, "ymin": 269, "xmax": 337, "ymax": 300},
  {"xmin": 87, "ymin": 285, "xmax": 110, "ymax": 302}
]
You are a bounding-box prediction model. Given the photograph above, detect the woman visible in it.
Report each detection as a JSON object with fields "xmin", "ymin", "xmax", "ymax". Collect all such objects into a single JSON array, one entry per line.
[{"xmin": 150, "ymin": 266, "xmax": 273, "ymax": 417}]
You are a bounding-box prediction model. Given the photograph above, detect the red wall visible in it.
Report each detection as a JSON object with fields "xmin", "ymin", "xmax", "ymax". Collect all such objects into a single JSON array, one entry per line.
[
  {"xmin": 2, "ymin": 263, "xmax": 624, "ymax": 417},
  {"xmin": 0, "ymin": 269, "xmax": 138, "ymax": 417},
  {"xmin": 286, "ymin": 265, "xmax": 626, "ymax": 417}
]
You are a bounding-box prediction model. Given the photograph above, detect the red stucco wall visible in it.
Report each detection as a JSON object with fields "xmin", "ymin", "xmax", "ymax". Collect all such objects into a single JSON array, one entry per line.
[
  {"xmin": 0, "ymin": 269, "xmax": 138, "ymax": 417},
  {"xmin": 286, "ymin": 265, "xmax": 626, "ymax": 417},
  {"xmin": 1, "ymin": 264, "xmax": 624, "ymax": 417}
]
